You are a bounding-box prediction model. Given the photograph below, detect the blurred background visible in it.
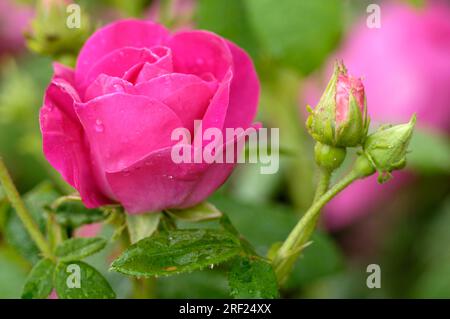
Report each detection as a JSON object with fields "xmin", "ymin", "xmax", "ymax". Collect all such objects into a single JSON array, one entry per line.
[{"xmin": 0, "ymin": 0, "xmax": 449, "ymax": 298}]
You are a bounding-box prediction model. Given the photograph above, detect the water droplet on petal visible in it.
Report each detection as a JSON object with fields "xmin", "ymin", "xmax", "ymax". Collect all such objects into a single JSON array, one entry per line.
[
  {"xmin": 113, "ymin": 84, "xmax": 124, "ymax": 92},
  {"xmin": 95, "ymin": 119, "xmax": 104, "ymax": 132}
]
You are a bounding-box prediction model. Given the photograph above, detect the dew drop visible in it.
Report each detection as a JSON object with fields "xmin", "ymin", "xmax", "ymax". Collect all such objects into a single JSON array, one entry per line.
[
  {"xmin": 113, "ymin": 84, "xmax": 124, "ymax": 92},
  {"xmin": 95, "ymin": 119, "xmax": 104, "ymax": 132}
]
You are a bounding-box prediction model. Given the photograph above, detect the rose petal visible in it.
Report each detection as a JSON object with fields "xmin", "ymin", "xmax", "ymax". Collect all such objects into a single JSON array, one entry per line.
[
  {"xmin": 40, "ymin": 77, "xmax": 111, "ymax": 208},
  {"xmin": 224, "ymin": 41, "xmax": 260, "ymax": 129},
  {"xmin": 75, "ymin": 93, "xmax": 185, "ymax": 173},
  {"xmin": 134, "ymin": 46, "xmax": 174, "ymax": 83},
  {"xmin": 81, "ymin": 47, "xmax": 158, "ymax": 93},
  {"xmin": 85, "ymin": 74, "xmax": 134, "ymax": 101},
  {"xmin": 167, "ymin": 30, "xmax": 233, "ymax": 81},
  {"xmin": 76, "ymin": 19, "xmax": 170, "ymax": 85},
  {"xmin": 106, "ymin": 123, "xmax": 258, "ymax": 214},
  {"xmin": 105, "ymin": 146, "xmax": 206, "ymax": 213},
  {"xmin": 134, "ymin": 73, "xmax": 216, "ymax": 133},
  {"xmin": 200, "ymin": 70, "xmax": 232, "ymax": 138},
  {"xmin": 180, "ymin": 123, "xmax": 260, "ymax": 207}
]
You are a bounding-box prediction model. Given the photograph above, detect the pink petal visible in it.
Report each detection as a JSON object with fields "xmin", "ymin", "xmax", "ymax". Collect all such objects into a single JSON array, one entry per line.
[
  {"xmin": 224, "ymin": 41, "xmax": 260, "ymax": 129},
  {"xmin": 75, "ymin": 93, "xmax": 185, "ymax": 173},
  {"xmin": 53, "ymin": 62, "xmax": 75, "ymax": 83},
  {"xmin": 74, "ymin": 223, "xmax": 102, "ymax": 238},
  {"xmin": 200, "ymin": 70, "xmax": 232, "ymax": 137},
  {"xmin": 40, "ymin": 76, "xmax": 112, "ymax": 208},
  {"xmin": 82, "ymin": 47, "xmax": 159, "ymax": 93},
  {"xmin": 134, "ymin": 73, "xmax": 216, "ymax": 133},
  {"xmin": 135, "ymin": 46, "xmax": 174, "ymax": 83},
  {"xmin": 105, "ymin": 124, "xmax": 259, "ymax": 214},
  {"xmin": 84, "ymin": 74, "xmax": 134, "ymax": 101},
  {"xmin": 180, "ymin": 123, "xmax": 260, "ymax": 207},
  {"xmin": 76, "ymin": 19, "xmax": 170, "ymax": 86},
  {"xmin": 167, "ymin": 30, "xmax": 233, "ymax": 81},
  {"xmin": 106, "ymin": 146, "xmax": 206, "ymax": 213}
]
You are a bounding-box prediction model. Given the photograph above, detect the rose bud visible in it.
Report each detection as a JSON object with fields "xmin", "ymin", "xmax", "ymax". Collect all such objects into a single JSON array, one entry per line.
[
  {"xmin": 363, "ymin": 114, "xmax": 416, "ymax": 183},
  {"xmin": 40, "ymin": 20, "xmax": 259, "ymax": 214},
  {"xmin": 306, "ymin": 61, "xmax": 369, "ymax": 147},
  {"xmin": 26, "ymin": 0, "xmax": 91, "ymax": 62}
]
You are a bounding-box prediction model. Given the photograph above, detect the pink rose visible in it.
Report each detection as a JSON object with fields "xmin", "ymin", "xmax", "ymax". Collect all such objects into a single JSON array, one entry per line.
[
  {"xmin": 0, "ymin": 0, "xmax": 33, "ymax": 56},
  {"xmin": 40, "ymin": 20, "xmax": 259, "ymax": 213},
  {"xmin": 301, "ymin": 1, "xmax": 450, "ymax": 229}
]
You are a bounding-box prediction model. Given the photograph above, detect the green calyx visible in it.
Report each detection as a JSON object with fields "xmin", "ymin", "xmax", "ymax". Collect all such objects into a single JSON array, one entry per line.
[
  {"xmin": 363, "ymin": 114, "xmax": 417, "ymax": 183},
  {"xmin": 314, "ymin": 142, "xmax": 346, "ymax": 171}
]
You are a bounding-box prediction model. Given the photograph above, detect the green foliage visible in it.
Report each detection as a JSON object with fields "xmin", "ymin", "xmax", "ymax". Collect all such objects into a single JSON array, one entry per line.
[
  {"xmin": 408, "ymin": 129, "xmax": 450, "ymax": 175},
  {"xmin": 212, "ymin": 195, "xmax": 343, "ymax": 290},
  {"xmin": 228, "ymin": 256, "xmax": 279, "ymax": 299},
  {"xmin": 412, "ymin": 198, "xmax": 450, "ymax": 298},
  {"xmin": 55, "ymin": 237, "xmax": 107, "ymax": 262},
  {"xmin": 167, "ymin": 202, "xmax": 222, "ymax": 222},
  {"xmin": 21, "ymin": 258, "xmax": 55, "ymax": 299},
  {"xmin": 5, "ymin": 182, "xmax": 59, "ymax": 263},
  {"xmin": 285, "ymin": 232, "xmax": 344, "ymax": 288},
  {"xmin": 111, "ymin": 229, "xmax": 241, "ymax": 277},
  {"xmin": 126, "ymin": 212, "xmax": 161, "ymax": 244},
  {"xmin": 244, "ymin": 0, "xmax": 344, "ymax": 74},
  {"xmin": 53, "ymin": 197, "xmax": 106, "ymax": 229},
  {"xmin": 196, "ymin": 0, "xmax": 260, "ymax": 57},
  {"xmin": 196, "ymin": 0, "xmax": 344, "ymax": 75},
  {"xmin": 0, "ymin": 248, "xmax": 29, "ymax": 298},
  {"xmin": 54, "ymin": 261, "xmax": 115, "ymax": 299}
]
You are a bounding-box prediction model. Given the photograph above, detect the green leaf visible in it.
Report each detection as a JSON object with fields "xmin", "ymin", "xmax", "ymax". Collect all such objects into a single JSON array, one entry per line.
[
  {"xmin": 126, "ymin": 212, "xmax": 161, "ymax": 244},
  {"xmin": 54, "ymin": 261, "xmax": 115, "ymax": 299},
  {"xmin": 167, "ymin": 202, "xmax": 222, "ymax": 222},
  {"xmin": 21, "ymin": 258, "xmax": 55, "ymax": 299},
  {"xmin": 228, "ymin": 256, "xmax": 279, "ymax": 298},
  {"xmin": 53, "ymin": 196, "xmax": 106, "ymax": 229},
  {"xmin": 408, "ymin": 129, "xmax": 450, "ymax": 174},
  {"xmin": 211, "ymin": 194, "xmax": 298, "ymax": 255},
  {"xmin": 5, "ymin": 182, "xmax": 59, "ymax": 263},
  {"xmin": 55, "ymin": 237, "xmax": 107, "ymax": 262},
  {"xmin": 111, "ymin": 229, "xmax": 241, "ymax": 277},
  {"xmin": 196, "ymin": 0, "xmax": 259, "ymax": 57},
  {"xmin": 245, "ymin": 0, "xmax": 343, "ymax": 74}
]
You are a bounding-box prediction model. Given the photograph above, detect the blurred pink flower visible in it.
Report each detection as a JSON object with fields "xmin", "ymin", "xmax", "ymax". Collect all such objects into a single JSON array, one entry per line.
[
  {"xmin": 302, "ymin": 1, "xmax": 450, "ymax": 229},
  {"xmin": 0, "ymin": 0, "xmax": 33, "ymax": 55},
  {"xmin": 74, "ymin": 223, "xmax": 102, "ymax": 238}
]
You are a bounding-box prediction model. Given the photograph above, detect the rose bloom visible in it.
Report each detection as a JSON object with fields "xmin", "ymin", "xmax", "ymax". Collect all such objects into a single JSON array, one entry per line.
[
  {"xmin": 302, "ymin": 1, "xmax": 450, "ymax": 229},
  {"xmin": 40, "ymin": 20, "xmax": 259, "ymax": 213}
]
